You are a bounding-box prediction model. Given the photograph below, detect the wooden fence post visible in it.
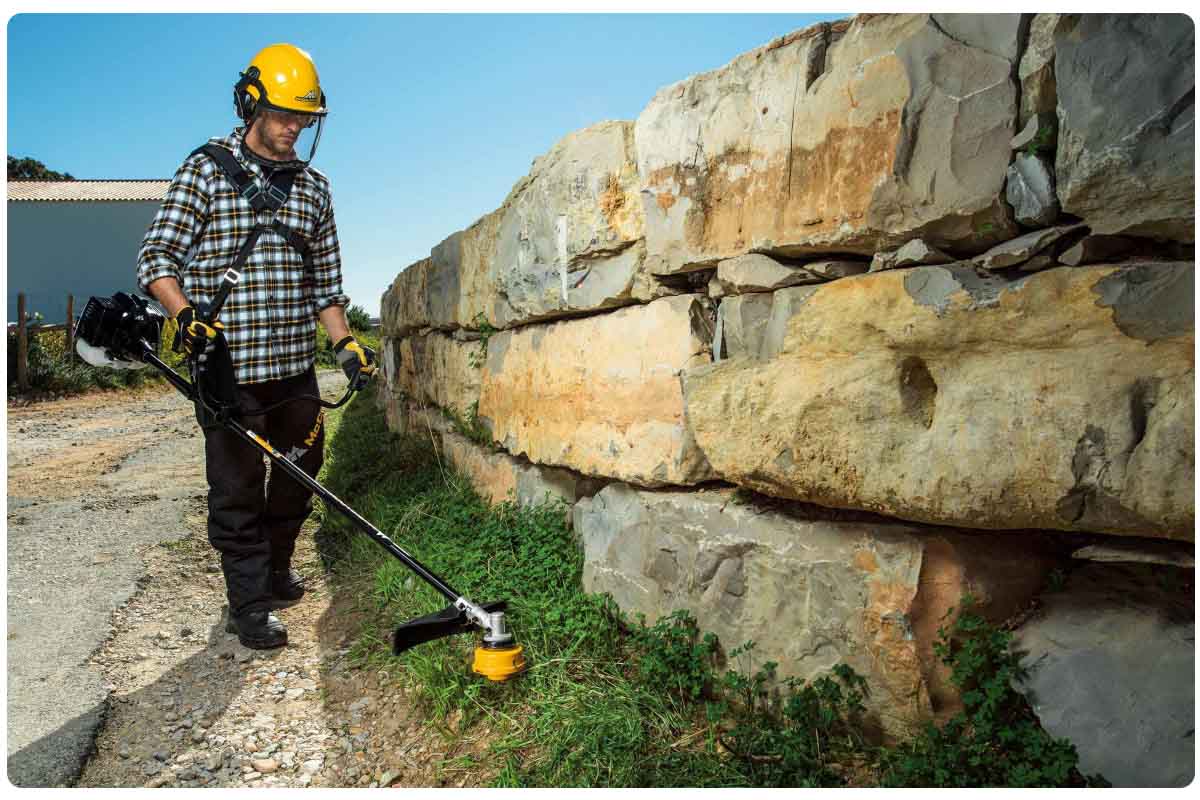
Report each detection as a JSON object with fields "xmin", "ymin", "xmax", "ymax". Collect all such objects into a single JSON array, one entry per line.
[
  {"xmin": 66, "ymin": 294, "xmax": 75, "ymax": 362},
  {"xmin": 17, "ymin": 292, "xmax": 29, "ymax": 392}
]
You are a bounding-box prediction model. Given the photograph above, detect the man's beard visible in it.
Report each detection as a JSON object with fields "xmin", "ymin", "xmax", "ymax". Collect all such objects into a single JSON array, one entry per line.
[{"xmin": 267, "ymin": 134, "xmax": 298, "ymax": 160}]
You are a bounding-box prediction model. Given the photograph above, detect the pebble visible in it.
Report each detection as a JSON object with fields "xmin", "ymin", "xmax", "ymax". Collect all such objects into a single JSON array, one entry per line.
[{"xmin": 252, "ymin": 758, "xmax": 278, "ymax": 774}]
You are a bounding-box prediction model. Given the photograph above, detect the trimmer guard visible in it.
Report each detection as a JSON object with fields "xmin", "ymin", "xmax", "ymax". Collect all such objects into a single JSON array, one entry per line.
[{"xmin": 392, "ymin": 600, "xmax": 508, "ymax": 655}]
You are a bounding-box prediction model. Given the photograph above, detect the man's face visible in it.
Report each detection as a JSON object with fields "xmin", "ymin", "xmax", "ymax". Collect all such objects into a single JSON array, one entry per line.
[{"xmin": 252, "ymin": 108, "xmax": 315, "ymax": 161}]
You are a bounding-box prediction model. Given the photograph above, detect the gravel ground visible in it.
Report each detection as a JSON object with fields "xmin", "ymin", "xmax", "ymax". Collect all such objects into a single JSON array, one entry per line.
[
  {"xmin": 8, "ymin": 372, "xmax": 498, "ymax": 788},
  {"xmin": 7, "ymin": 380, "xmax": 203, "ymax": 787}
]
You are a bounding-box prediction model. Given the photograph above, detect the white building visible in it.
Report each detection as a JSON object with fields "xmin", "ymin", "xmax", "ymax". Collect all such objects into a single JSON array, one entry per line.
[{"xmin": 7, "ymin": 180, "xmax": 170, "ymax": 323}]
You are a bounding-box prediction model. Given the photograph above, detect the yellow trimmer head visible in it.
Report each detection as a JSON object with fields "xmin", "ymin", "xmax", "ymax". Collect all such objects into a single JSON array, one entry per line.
[
  {"xmin": 473, "ymin": 643, "xmax": 527, "ymax": 682},
  {"xmin": 393, "ymin": 600, "xmax": 528, "ymax": 682}
]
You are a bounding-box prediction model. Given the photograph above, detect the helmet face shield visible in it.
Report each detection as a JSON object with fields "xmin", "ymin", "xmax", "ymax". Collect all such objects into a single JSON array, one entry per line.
[
  {"xmin": 254, "ymin": 106, "xmax": 326, "ymax": 166},
  {"xmin": 296, "ymin": 114, "xmax": 324, "ymax": 165}
]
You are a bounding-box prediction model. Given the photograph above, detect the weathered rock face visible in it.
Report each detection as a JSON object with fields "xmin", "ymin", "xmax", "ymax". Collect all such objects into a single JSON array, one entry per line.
[
  {"xmin": 1054, "ymin": 14, "xmax": 1195, "ymax": 241},
  {"xmin": 490, "ymin": 121, "xmax": 668, "ymax": 328},
  {"xmin": 1013, "ymin": 563, "xmax": 1195, "ymax": 787},
  {"xmin": 716, "ymin": 286, "xmax": 821, "ymax": 361},
  {"xmin": 973, "ymin": 224, "xmax": 1083, "ymax": 270},
  {"xmin": 683, "ymin": 262, "xmax": 1195, "ymax": 540},
  {"xmin": 384, "ymin": 331, "xmax": 483, "ymax": 418},
  {"xmin": 1018, "ymin": 14, "xmax": 1063, "ymax": 125},
  {"xmin": 870, "ymin": 239, "xmax": 953, "ymax": 273},
  {"xmin": 714, "ymin": 253, "xmax": 820, "ymax": 293},
  {"xmin": 439, "ymin": 431, "xmax": 604, "ymax": 514},
  {"xmin": 636, "ymin": 14, "xmax": 1021, "ymax": 275},
  {"xmin": 1006, "ymin": 153, "xmax": 1060, "ymax": 227},
  {"xmin": 1058, "ymin": 234, "xmax": 1139, "ymax": 266},
  {"xmin": 381, "ymin": 257, "xmax": 434, "ymax": 337},
  {"xmin": 377, "ymin": 387, "xmax": 457, "ymax": 440},
  {"xmin": 478, "ymin": 294, "xmax": 716, "ymax": 487},
  {"xmin": 575, "ymin": 483, "xmax": 1055, "ymax": 738},
  {"xmin": 376, "ymin": 17, "xmax": 1195, "ymax": 779}
]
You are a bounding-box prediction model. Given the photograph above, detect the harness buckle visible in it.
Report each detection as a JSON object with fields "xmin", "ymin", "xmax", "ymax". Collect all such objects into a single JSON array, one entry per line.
[
  {"xmin": 266, "ymin": 183, "xmax": 289, "ymax": 209},
  {"xmin": 240, "ymin": 182, "xmax": 264, "ymax": 203}
]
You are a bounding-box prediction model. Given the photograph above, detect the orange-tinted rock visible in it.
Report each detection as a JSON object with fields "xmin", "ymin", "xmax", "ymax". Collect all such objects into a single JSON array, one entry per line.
[
  {"xmin": 635, "ymin": 14, "xmax": 1021, "ymax": 275},
  {"xmin": 478, "ymin": 295, "xmax": 716, "ymax": 487},
  {"xmin": 684, "ymin": 262, "xmax": 1195, "ymax": 540}
]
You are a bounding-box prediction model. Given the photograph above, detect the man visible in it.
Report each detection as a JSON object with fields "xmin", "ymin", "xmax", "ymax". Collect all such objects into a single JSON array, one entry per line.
[{"xmin": 137, "ymin": 43, "xmax": 375, "ymax": 649}]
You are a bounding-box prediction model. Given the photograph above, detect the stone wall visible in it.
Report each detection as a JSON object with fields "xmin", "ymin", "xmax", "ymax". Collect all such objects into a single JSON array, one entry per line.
[{"xmin": 377, "ymin": 13, "xmax": 1194, "ymax": 781}]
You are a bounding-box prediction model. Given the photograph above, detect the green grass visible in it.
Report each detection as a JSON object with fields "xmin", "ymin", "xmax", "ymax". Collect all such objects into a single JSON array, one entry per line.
[{"xmin": 315, "ymin": 393, "xmax": 1100, "ymax": 788}]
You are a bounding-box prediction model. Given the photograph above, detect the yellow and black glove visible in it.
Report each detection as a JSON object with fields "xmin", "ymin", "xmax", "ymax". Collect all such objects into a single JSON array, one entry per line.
[
  {"xmin": 333, "ymin": 335, "xmax": 377, "ymax": 390},
  {"xmin": 172, "ymin": 305, "xmax": 225, "ymax": 357}
]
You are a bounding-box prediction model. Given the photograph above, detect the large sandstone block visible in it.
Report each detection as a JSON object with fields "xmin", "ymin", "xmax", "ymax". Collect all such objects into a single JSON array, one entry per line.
[
  {"xmin": 490, "ymin": 121, "xmax": 670, "ymax": 328},
  {"xmin": 575, "ymin": 483, "xmax": 1054, "ymax": 738},
  {"xmin": 635, "ymin": 14, "xmax": 1020, "ymax": 275},
  {"xmin": 440, "ymin": 431, "xmax": 604, "ymax": 514},
  {"xmin": 385, "ymin": 331, "xmax": 483, "ymax": 418},
  {"xmin": 1054, "ymin": 14, "xmax": 1195, "ymax": 242},
  {"xmin": 380, "ymin": 257, "xmax": 434, "ymax": 337},
  {"xmin": 683, "ymin": 262, "xmax": 1195, "ymax": 540},
  {"xmin": 478, "ymin": 294, "xmax": 716, "ymax": 487}
]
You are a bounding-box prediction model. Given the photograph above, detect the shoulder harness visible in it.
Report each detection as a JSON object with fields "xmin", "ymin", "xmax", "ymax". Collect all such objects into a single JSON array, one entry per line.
[{"xmin": 189, "ymin": 143, "xmax": 313, "ymax": 272}]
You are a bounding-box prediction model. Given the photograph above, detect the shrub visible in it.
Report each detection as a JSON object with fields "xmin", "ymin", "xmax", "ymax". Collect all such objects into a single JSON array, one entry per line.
[{"xmin": 877, "ymin": 596, "xmax": 1105, "ymax": 787}]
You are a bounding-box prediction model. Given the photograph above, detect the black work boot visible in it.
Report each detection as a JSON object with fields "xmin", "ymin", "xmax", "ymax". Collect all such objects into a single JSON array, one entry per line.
[
  {"xmin": 225, "ymin": 609, "xmax": 288, "ymax": 649},
  {"xmin": 270, "ymin": 567, "xmax": 306, "ymax": 608}
]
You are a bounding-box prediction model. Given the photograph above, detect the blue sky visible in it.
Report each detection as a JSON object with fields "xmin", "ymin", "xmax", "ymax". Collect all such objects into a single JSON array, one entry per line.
[{"xmin": 7, "ymin": 12, "xmax": 847, "ymax": 315}]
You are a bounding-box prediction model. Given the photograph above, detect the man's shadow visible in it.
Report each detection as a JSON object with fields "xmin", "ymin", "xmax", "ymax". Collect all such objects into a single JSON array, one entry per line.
[{"xmin": 7, "ymin": 609, "xmax": 257, "ymax": 788}]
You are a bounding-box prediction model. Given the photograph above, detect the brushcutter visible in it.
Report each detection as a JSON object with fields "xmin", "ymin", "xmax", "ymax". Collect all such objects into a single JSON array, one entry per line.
[{"xmin": 74, "ymin": 281, "xmax": 526, "ymax": 681}]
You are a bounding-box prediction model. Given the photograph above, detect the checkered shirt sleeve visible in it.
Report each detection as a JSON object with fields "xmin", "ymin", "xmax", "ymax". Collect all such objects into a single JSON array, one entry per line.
[{"xmin": 136, "ymin": 132, "xmax": 350, "ymax": 385}]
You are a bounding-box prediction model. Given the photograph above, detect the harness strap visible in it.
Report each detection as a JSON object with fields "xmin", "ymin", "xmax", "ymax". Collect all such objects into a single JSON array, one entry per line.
[
  {"xmin": 190, "ymin": 143, "xmax": 297, "ymax": 214},
  {"xmin": 269, "ymin": 220, "xmax": 313, "ymax": 271}
]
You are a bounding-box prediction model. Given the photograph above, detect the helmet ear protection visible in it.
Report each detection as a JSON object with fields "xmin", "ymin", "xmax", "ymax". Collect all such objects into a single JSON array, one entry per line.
[{"xmin": 233, "ymin": 66, "xmax": 266, "ymax": 122}]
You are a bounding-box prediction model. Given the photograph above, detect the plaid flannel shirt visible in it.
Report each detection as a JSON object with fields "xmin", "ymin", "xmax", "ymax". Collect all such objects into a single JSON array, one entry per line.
[{"xmin": 137, "ymin": 128, "xmax": 350, "ymax": 385}]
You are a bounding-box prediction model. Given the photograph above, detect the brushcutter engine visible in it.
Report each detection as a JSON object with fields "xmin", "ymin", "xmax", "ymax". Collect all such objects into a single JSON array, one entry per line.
[{"xmin": 75, "ymin": 292, "xmax": 164, "ymax": 369}]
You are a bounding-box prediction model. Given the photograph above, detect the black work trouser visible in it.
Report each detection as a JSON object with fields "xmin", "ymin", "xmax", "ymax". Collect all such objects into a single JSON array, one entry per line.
[{"xmin": 198, "ymin": 367, "xmax": 325, "ymax": 617}]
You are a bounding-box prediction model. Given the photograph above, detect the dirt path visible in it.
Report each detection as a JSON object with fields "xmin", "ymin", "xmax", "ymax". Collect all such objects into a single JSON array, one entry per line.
[
  {"xmin": 7, "ymin": 382, "xmax": 203, "ymax": 786},
  {"xmin": 7, "ymin": 373, "xmax": 493, "ymax": 788}
]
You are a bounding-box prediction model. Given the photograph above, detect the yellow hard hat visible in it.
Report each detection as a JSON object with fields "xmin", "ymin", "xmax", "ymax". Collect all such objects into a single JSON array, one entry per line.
[{"xmin": 234, "ymin": 43, "xmax": 328, "ymax": 121}]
